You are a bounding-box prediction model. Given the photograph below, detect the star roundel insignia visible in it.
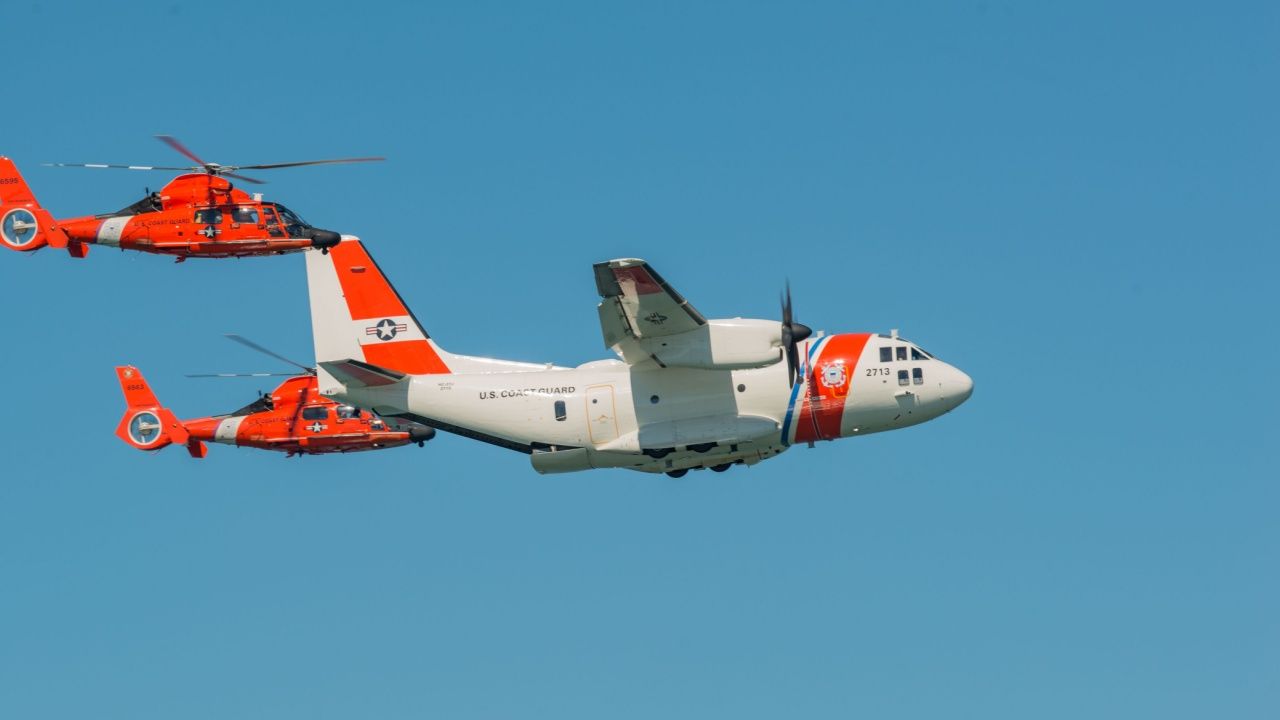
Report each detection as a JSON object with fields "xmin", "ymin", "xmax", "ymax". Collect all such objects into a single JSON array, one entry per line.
[
  {"xmin": 365, "ymin": 318, "xmax": 409, "ymax": 342},
  {"xmin": 644, "ymin": 311, "xmax": 669, "ymax": 325},
  {"xmin": 123, "ymin": 368, "xmax": 134, "ymax": 379},
  {"xmin": 375, "ymin": 318, "xmax": 398, "ymax": 341}
]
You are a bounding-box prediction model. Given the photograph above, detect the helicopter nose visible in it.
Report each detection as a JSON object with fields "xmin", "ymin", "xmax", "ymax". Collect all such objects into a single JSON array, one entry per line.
[
  {"xmin": 310, "ymin": 229, "xmax": 341, "ymax": 250},
  {"xmin": 408, "ymin": 426, "xmax": 436, "ymax": 443}
]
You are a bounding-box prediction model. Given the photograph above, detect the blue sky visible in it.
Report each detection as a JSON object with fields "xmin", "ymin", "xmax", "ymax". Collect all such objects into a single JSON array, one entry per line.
[{"xmin": 1, "ymin": 1, "xmax": 1276, "ymax": 718}]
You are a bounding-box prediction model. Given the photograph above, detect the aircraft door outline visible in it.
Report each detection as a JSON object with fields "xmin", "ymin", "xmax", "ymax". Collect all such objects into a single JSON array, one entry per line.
[{"xmin": 585, "ymin": 384, "xmax": 619, "ymax": 444}]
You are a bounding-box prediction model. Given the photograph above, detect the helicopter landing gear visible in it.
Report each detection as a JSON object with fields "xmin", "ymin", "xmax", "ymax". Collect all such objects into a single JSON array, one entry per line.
[{"xmin": 666, "ymin": 468, "xmax": 688, "ymax": 478}]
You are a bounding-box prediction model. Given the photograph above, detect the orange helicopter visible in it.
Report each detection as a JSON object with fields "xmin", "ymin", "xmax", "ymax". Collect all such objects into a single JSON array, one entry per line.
[
  {"xmin": 0, "ymin": 136, "xmax": 382, "ymax": 260},
  {"xmin": 115, "ymin": 335, "xmax": 434, "ymax": 458}
]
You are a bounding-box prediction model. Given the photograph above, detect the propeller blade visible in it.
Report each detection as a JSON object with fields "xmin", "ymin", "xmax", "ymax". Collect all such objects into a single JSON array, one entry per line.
[
  {"xmin": 779, "ymin": 280, "xmax": 812, "ymax": 388},
  {"xmin": 235, "ymin": 157, "xmax": 385, "ymax": 171},
  {"xmin": 185, "ymin": 372, "xmax": 300, "ymax": 378},
  {"xmin": 155, "ymin": 134, "xmax": 208, "ymax": 166},
  {"xmin": 43, "ymin": 162, "xmax": 189, "ymax": 171},
  {"xmin": 224, "ymin": 333, "xmax": 315, "ymax": 373}
]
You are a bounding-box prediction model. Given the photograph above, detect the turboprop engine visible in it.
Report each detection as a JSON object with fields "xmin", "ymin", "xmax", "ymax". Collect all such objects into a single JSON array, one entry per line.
[{"xmin": 631, "ymin": 318, "xmax": 784, "ymax": 370}]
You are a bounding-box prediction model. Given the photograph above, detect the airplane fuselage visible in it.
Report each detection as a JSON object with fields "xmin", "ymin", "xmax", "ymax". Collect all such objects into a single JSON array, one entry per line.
[{"xmin": 327, "ymin": 331, "xmax": 973, "ymax": 474}]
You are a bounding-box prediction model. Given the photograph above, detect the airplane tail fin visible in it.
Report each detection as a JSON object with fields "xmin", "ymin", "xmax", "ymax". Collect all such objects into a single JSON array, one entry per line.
[
  {"xmin": 0, "ymin": 158, "xmax": 70, "ymax": 253},
  {"xmin": 305, "ymin": 237, "xmax": 453, "ymax": 385},
  {"xmin": 113, "ymin": 366, "xmax": 202, "ymax": 457}
]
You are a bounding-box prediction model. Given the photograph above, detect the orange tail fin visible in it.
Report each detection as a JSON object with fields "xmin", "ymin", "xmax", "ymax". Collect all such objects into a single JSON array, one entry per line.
[
  {"xmin": 305, "ymin": 237, "xmax": 451, "ymax": 375},
  {"xmin": 0, "ymin": 158, "xmax": 70, "ymax": 253},
  {"xmin": 113, "ymin": 366, "xmax": 195, "ymax": 454}
]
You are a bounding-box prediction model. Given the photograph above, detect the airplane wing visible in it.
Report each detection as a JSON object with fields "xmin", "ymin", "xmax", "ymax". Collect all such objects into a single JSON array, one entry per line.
[{"xmin": 595, "ymin": 258, "xmax": 706, "ymax": 361}]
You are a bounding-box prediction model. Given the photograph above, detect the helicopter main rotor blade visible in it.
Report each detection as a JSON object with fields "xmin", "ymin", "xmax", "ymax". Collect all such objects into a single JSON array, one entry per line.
[
  {"xmin": 222, "ymin": 171, "xmax": 267, "ymax": 185},
  {"xmin": 224, "ymin": 333, "xmax": 315, "ymax": 373},
  {"xmin": 155, "ymin": 134, "xmax": 208, "ymax": 166},
  {"xmin": 43, "ymin": 162, "xmax": 190, "ymax": 171},
  {"xmin": 234, "ymin": 157, "xmax": 386, "ymax": 171},
  {"xmin": 185, "ymin": 372, "xmax": 301, "ymax": 378}
]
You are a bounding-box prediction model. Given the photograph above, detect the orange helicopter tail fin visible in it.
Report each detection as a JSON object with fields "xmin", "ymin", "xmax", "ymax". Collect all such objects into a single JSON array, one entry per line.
[
  {"xmin": 0, "ymin": 158, "xmax": 70, "ymax": 253},
  {"xmin": 113, "ymin": 366, "xmax": 194, "ymax": 455}
]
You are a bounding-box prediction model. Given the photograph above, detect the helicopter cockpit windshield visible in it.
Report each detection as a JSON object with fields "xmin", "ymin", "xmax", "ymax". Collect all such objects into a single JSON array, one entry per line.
[
  {"xmin": 274, "ymin": 204, "xmax": 310, "ymax": 239},
  {"xmin": 229, "ymin": 394, "xmax": 274, "ymax": 417}
]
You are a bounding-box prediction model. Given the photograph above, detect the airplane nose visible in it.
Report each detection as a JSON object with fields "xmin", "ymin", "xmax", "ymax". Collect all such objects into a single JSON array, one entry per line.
[
  {"xmin": 948, "ymin": 366, "xmax": 974, "ymax": 408},
  {"xmin": 956, "ymin": 369, "xmax": 973, "ymax": 403}
]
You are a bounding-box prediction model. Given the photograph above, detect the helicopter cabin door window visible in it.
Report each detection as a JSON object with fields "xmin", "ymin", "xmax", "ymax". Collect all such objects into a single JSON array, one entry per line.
[
  {"xmin": 301, "ymin": 407, "xmax": 329, "ymax": 420},
  {"xmin": 262, "ymin": 207, "xmax": 284, "ymax": 237},
  {"xmin": 229, "ymin": 207, "xmax": 260, "ymax": 228}
]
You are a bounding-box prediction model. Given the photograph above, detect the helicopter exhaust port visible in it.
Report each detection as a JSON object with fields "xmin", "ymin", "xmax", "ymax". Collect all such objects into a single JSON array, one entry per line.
[{"xmin": 309, "ymin": 229, "xmax": 342, "ymax": 252}]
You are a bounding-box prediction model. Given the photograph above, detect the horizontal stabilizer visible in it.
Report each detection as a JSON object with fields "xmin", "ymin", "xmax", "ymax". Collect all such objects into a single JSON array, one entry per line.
[{"xmin": 318, "ymin": 358, "xmax": 407, "ymax": 388}]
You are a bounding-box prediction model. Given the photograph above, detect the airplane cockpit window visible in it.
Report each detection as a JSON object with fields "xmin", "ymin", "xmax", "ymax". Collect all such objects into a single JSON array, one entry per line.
[
  {"xmin": 336, "ymin": 405, "xmax": 360, "ymax": 419},
  {"xmin": 301, "ymin": 406, "xmax": 329, "ymax": 420},
  {"xmin": 230, "ymin": 207, "xmax": 260, "ymax": 224},
  {"xmin": 898, "ymin": 369, "xmax": 909, "ymax": 386},
  {"xmin": 911, "ymin": 347, "xmax": 932, "ymax": 361},
  {"xmin": 194, "ymin": 209, "xmax": 223, "ymax": 225},
  {"xmin": 896, "ymin": 346, "xmax": 908, "ymax": 361},
  {"xmin": 913, "ymin": 367, "xmax": 924, "ymax": 385},
  {"xmin": 880, "ymin": 347, "xmax": 893, "ymax": 363}
]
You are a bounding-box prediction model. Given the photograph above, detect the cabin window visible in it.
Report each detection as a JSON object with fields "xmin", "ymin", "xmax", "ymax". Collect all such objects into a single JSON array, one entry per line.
[
  {"xmin": 880, "ymin": 347, "xmax": 892, "ymax": 363},
  {"xmin": 898, "ymin": 370, "xmax": 909, "ymax": 386},
  {"xmin": 896, "ymin": 346, "xmax": 907, "ymax": 361},
  {"xmin": 554, "ymin": 400, "xmax": 567, "ymax": 422},
  {"xmin": 230, "ymin": 207, "xmax": 260, "ymax": 224},
  {"xmin": 301, "ymin": 407, "xmax": 329, "ymax": 420},
  {"xmin": 193, "ymin": 209, "xmax": 223, "ymax": 225},
  {"xmin": 336, "ymin": 405, "xmax": 360, "ymax": 419},
  {"xmin": 912, "ymin": 368, "xmax": 923, "ymax": 385}
]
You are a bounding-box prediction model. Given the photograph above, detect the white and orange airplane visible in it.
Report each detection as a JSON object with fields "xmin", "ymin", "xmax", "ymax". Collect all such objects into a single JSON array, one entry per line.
[{"xmin": 304, "ymin": 239, "xmax": 973, "ymax": 476}]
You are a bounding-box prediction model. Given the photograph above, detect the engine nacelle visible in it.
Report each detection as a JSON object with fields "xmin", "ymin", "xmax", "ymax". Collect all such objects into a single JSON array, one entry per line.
[{"xmin": 640, "ymin": 318, "xmax": 782, "ymax": 370}]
